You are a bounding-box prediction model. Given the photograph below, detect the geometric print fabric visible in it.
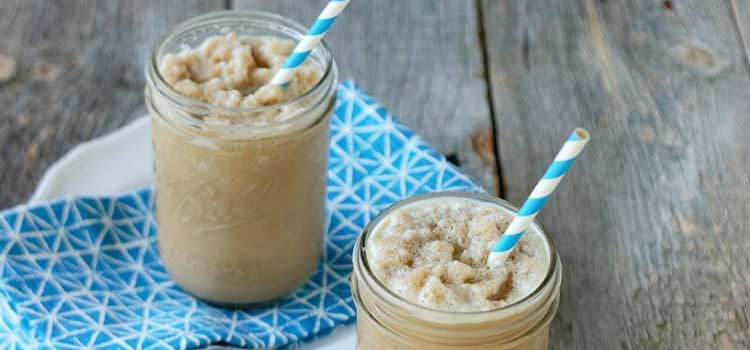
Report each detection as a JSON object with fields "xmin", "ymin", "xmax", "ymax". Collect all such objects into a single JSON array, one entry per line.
[{"xmin": 0, "ymin": 80, "xmax": 481, "ymax": 349}]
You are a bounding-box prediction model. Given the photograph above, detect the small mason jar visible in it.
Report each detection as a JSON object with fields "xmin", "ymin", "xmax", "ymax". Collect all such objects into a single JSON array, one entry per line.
[
  {"xmin": 352, "ymin": 192, "xmax": 562, "ymax": 349},
  {"xmin": 144, "ymin": 11, "xmax": 338, "ymax": 305}
]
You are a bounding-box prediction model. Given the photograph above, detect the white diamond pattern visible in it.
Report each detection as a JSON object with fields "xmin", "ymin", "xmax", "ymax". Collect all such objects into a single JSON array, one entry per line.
[{"xmin": 0, "ymin": 80, "xmax": 480, "ymax": 349}]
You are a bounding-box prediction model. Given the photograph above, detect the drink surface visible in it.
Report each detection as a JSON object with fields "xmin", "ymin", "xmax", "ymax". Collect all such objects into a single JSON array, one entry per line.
[
  {"xmin": 159, "ymin": 31, "xmax": 321, "ymax": 121},
  {"xmin": 366, "ymin": 197, "xmax": 550, "ymax": 312}
]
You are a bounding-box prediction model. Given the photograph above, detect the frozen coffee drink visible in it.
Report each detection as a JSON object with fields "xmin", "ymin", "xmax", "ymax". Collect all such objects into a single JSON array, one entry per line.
[
  {"xmin": 145, "ymin": 11, "xmax": 337, "ymax": 305},
  {"xmin": 352, "ymin": 192, "xmax": 562, "ymax": 349}
]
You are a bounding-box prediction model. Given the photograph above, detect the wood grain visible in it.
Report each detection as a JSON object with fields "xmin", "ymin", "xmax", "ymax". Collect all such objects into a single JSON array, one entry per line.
[
  {"xmin": 482, "ymin": 0, "xmax": 750, "ymax": 348},
  {"xmin": 0, "ymin": 0, "xmax": 223, "ymax": 207},
  {"xmin": 2, "ymin": 1, "xmax": 749, "ymax": 347},
  {"xmin": 234, "ymin": 0, "xmax": 500, "ymax": 195}
]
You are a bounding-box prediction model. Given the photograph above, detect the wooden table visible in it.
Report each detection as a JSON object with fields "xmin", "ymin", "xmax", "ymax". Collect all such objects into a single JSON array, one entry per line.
[{"xmin": 1, "ymin": 0, "xmax": 748, "ymax": 348}]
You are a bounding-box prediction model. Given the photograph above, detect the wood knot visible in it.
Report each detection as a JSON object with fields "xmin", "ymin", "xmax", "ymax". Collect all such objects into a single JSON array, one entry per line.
[
  {"xmin": 471, "ymin": 128, "xmax": 497, "ymax": 168},
  {"xmin": 638, "ymin": 125, "xmax": 656, "ymax": 143},
  {"xmin": 23, "ymin": 143, "xmax": 40, "ymax": 173},
  {"xmin": 15, "ymin": 114, "xmax": 31, "ymax": 127},
  {"xmin": 32, "ymin": 62, "xmax": 62, "ymax": 82},
  {"xmin": 672, "ymin": 40, "xmax": 727, "ymax": 76},
  {"xmin": 0, "ymin": 53, "xmax": 17, "ymax": 83},
  {"xmin": 674, "ymin": 214, "xmax": 698, "ymax": 235},
  {"xmin": 661, "ymin": 0, "xmax": 673, "ymax": 10}
]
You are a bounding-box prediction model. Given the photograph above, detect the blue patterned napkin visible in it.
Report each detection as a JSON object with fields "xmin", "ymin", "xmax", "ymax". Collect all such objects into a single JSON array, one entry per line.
[{"xmin": 0, "ymin": 80, "xmax": 481, "ymax": 350}]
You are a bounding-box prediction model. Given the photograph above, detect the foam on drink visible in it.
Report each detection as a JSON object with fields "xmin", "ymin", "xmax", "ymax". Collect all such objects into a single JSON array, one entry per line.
[
  {"xmin": 159, "ymin": 31, "xmax": 321, "ymax": 122},
  {"xmin": 366, "ymin": 196, "xmax": 549, "ymax": 312}
]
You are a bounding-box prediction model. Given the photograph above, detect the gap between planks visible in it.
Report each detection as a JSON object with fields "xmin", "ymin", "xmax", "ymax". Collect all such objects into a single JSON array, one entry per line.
[
  {"xmin": 729, "ymin": 0, "xmax": 750, "ymax": 75},
  {"xmin": 475, "ymin": 0, "xmax": 506, "ymax": 198}
]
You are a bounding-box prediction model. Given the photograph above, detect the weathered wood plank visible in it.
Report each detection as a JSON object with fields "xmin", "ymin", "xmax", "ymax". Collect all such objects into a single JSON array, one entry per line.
[
  {"xmin": 0, "ymin": 0, "xmax": 224, "ymax": 207},
  {"xmin": 234, "ymin": 0, "xmax": 500, "ymax": 195},
  {"xmin": 482, "ymin": 0, "xmax": 750, "ymax": 348},
  {"xmin": 731, "ymin": 0, "xmax": 750, "ymax": 71}
]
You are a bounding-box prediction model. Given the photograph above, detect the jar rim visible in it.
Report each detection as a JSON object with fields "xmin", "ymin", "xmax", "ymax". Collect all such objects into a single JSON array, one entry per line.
[
  {"xmin": 145, "ymin": 10, "xmax": 336, "ymax": 121},
  {"xmin": 356, "ymin": 191, "xmax": 560, "ymax": 318}
]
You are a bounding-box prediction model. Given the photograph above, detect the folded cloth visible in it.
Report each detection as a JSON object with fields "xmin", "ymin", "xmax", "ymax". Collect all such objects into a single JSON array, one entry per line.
[{"xmin": 0, "ymin": 80, "xmax": 481, "ymax": 350}]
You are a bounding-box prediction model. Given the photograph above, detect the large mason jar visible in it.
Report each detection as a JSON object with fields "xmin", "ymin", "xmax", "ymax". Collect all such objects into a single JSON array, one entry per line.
[{"xmin": 145, "ymin": 10, "xmax": 337, "ymax": 305}]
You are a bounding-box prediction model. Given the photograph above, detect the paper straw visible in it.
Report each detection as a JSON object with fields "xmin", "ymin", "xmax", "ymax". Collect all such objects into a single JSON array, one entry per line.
[
  {"xmin": 488, "ymin": 128, "xmax": 591, "ymax": 267},
  {"xmin": 269, "ymin": 0, "xmax": 351, "ymax": 87}
]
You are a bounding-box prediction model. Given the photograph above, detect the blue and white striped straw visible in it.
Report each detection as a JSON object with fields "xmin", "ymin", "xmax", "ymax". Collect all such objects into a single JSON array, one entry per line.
[
  {"xmin": 269, "ymin": 0, "xmax": 351, "ymax": 87},
  {"xmin": 488, "ymin": 128, "xmax": 591, "ymax": 267}
]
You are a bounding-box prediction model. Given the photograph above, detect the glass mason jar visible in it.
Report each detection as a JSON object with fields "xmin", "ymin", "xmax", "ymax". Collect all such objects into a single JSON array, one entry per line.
[
  {"xmin": 144, "ymin": 11, "xmax": 338, "ymax": 305},
  {"xmin": 352, "ymin": 192, "xmax": 562, "ymax": 349}
]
